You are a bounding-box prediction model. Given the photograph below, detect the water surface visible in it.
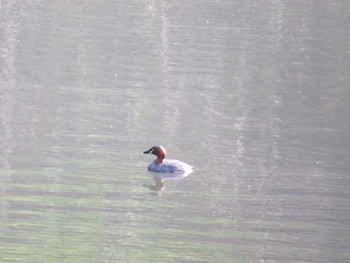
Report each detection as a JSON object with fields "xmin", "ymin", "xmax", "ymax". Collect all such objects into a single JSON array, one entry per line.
[{"xmin": 1, "ymin": 1, "xmax": 350, "ymax": 262}]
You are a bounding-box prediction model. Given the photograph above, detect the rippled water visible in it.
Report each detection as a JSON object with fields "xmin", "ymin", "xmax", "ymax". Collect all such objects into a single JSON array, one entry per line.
[{"xmin": 1, "ymin": 1, "xmax": 350, "ymax": 262}]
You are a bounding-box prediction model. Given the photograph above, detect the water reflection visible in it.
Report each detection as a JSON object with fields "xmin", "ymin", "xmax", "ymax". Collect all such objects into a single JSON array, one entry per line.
[
  {"xmin": 142, "ymin": 170, "xmax": 193, "ymax": 195},
  {"xmin": 142, "ymin": 176, "xmax": 165, "ymax": 194}
]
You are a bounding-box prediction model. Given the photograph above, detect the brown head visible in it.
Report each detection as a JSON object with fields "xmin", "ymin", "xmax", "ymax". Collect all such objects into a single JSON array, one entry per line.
[{"xmin": 143, "ymin": 145, "xmax": 166, "ymax": 164}]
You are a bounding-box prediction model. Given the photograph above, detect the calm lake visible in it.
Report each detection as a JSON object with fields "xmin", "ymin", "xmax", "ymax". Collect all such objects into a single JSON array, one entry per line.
[{"xmin": 1, "ymin": 1, "xmax": 350, "ymax": 262}]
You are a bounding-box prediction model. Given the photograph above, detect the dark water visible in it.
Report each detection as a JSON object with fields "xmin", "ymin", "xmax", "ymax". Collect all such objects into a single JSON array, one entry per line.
[{"xmin": 1, "ymin": 1, "xmax": 350, "ymax": 262}]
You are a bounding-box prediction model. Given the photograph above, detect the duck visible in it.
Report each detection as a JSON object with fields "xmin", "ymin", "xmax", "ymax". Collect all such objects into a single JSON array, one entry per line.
[{"xmin": 143, "ymin": 145, "xmax": 193, "ymax": 174}]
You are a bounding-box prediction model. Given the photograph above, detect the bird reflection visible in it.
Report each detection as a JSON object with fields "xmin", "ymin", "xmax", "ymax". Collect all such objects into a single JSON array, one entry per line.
[
  {"xmin": 142, "ymin": 170, "xmax": 192, "ymax": 195},
  {"xmin": 142, "ymin": 176, "xmax": 165, "ymax": 193}
]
